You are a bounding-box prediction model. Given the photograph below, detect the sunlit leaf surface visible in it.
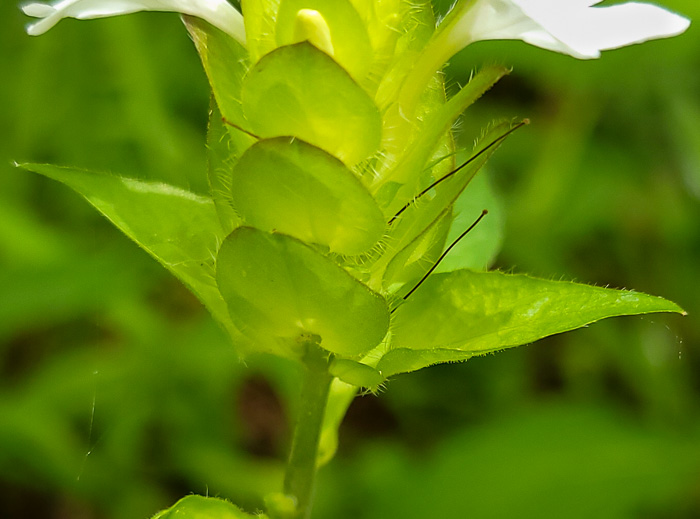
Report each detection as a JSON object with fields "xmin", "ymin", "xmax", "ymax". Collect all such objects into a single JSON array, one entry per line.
[
  {"xmin": 241, "ymin": 42, "xmax": 382, "ymax": 164},
  {"xmin": 386, "ymin": 269, "xmax": 685, "ymax": 375},
  {"xmin": 18, "ymin": 163, "xmax": 232, "ymax": 328}
]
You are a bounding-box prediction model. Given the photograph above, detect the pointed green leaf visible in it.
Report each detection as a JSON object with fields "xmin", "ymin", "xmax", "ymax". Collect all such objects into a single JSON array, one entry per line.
[
  {"xmin": 377, "ymin": 348, "xmax": 474, "ymax": 379},
  {"xmin": 391, "ymin": 269, "xmax": 685, "ymax": 355},
  {"xmin": 18, "ymin": 163, "xmax": 233, "ymax": 329},
  {"xmin": 216, "ymin": 227, "xmax": 389, "ymax": 358},
  {"xmin": 185, "ymin": 16, "xmax": 256, "ymax": 154},
  {"xmin": 152, "ymin": 495, "xmax": 266, "ymax": 519},
  {"xmin": 241, "ymin": 42, "xmax": 382, "ymax": 165},
  {"xmin": 275, "ymin": 0, "xmax": 373, "ymax": 85},
  {"xmin": 230, "ymin": 137, "xmax": 384, "ymax": 255}
]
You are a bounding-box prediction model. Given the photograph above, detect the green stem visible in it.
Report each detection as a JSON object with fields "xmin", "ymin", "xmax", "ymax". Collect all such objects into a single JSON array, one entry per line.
[{"xmin": 283, "ymin": 341, "xmax": 333, "ymax": 519}]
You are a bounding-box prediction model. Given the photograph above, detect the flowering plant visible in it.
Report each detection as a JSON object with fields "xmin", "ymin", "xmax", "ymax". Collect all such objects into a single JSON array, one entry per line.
[{"xmin": 19, "ymin": 0, "xmax": 689, "ymax": 518}]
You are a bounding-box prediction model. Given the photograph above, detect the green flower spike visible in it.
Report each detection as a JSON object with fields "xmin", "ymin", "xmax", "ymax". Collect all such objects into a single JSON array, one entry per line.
[{"xmin": 19, "ymin": 0, "xmax": 689, "ymax": 518}]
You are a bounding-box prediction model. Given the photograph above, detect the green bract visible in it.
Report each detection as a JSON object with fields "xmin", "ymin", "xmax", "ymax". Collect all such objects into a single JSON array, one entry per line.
[
  {"xmin": 383, "ymin": 270, "xmax": 684, "ymax": 377},
  {"xmin": 241, "ymin": 42, "xmax": 382, "ymax": 165},
  {"xmin": 216, "ymin": 227, "xmax": 390, "ymax": 358},
  {"xmin": 229, "ymin": 138, "xmax": 384, "ymax": 255}
]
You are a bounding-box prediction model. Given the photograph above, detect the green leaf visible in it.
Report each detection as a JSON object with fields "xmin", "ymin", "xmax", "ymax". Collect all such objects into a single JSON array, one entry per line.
[
  {"xmin": 152, "ymin": 495, "xmax": 266, "ymax": 519},
  {"xmin": 275, "ymin": 0, "xmax": 373, "ymax": 85},
  {"xmin": 377, "ymin": 348, "xmax": 474, "ymax": 379},
  {"xmin": 185, "ymin": 16, "xmax": 256, "ymax": 153},
  {"xmin": 18, "ymin": 163, "xmax": 233, "ymax": 331},
  {"xmin": 230, "ymin": 137, "xmax": 384, "ymax": 255},
  {"xmin": 206, "ymin": 99, "xmax": 242, "ymax": 235},
  {"xmin": 318, "ymin": 379, "xmax": 358, "ymax": 466},
  {"xmin": 241, "ymin": 42, "xmax": 382, "ymax": 165},
  {"xmin": 386, "ymin": 269, "xmax": 685, "ymax": 374},
  {"xmin": 216, "ymin": 227, "xmax": 390, "ymax": 359}
]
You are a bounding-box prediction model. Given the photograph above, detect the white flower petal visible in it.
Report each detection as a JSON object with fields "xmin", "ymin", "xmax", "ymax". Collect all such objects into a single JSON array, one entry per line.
[
  {"xmin": 446, "ymin": 0, "xmax": 690, "ymax": 59},
  {"xmin": 532, "ymin": 2, "xmax": 691, "ymax": 57},
  {"xmin": 22, "ymin": 0, "xmax": 246, "ymax": 44},
  {"xmin": 22, "ymin": 3, "xmax": 57, "ymax": 17}
]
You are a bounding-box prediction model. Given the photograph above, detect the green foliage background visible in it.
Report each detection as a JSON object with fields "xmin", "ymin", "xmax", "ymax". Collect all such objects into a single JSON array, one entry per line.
[{"xmin": 1, "ymin": 1, "xmax": 699, "ymax": 517}]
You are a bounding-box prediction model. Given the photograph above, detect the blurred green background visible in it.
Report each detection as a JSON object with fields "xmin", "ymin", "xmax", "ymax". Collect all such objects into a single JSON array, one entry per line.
[{"xmin": 1, "ymin": 1, "xmax": 699, "ymax": 517}]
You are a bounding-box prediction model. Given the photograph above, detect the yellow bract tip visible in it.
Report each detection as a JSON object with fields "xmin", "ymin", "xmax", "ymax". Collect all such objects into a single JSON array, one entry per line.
[{"xmin": 294, "ymin": 8, "xmax": 334, "ymax": 56}]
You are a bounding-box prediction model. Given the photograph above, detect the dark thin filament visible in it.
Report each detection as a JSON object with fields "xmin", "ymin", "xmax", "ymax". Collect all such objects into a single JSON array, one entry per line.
[
  {"xmin": 388, "ymin": 120, "xmax": 528, "ymax": 225},
  {"xmin": 222, "ymin": 117, "xmax": 261, "ymax": 140},
  {"xmin": 391, "ymin": 209, "xmax": 488, "ymax": 314}
]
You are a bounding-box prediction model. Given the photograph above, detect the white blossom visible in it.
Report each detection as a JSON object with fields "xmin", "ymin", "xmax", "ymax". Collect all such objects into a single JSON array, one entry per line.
[
  {"xmin": 22, "ymin": 0, "xmax": 246, "ymax": 44},
  {"xmin": 445, "ymin": 0, "xmax": 690, "ymax": 59}
]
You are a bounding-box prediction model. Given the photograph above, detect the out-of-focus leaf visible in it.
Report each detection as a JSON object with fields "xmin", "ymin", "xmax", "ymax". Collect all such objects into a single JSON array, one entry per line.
[
  {"xmin": 315, "ymin": 403, "xmax": 700, "ymax": 519},
  {"xmin": 230, "ymin": 137, "xmax": 384, "ymax": 255},
  {"xmin": 0, "ymin": 398, "xmax": 84, "ymax": 486},
  {"xmin": 216, "ymin": 227, "xmax": 390, "ymax": 359},
  {"xmin": 0, "ymin": 254, "xmax": 141, "ymax": 341},
  {"xmin": 275, "ymin": 0, "xmax": 373, "ymax": 85},
  {"xmin": 377, "ymin": 348, "xmax": 474, "ymax": 379},
  {"xmin": 385, "ymin": 269, "xmax": 685, "ymax": 375},
  {"xmin": 151, "ymin": 495, "xmax": 266, "ymax": 519},
  {"xmin": 241, "ymin": 42, "xmax": 382, "ymax": 165},
  {"xmin": 18, "ymin": 163, "xmax": 232, "ymax": 329}
]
